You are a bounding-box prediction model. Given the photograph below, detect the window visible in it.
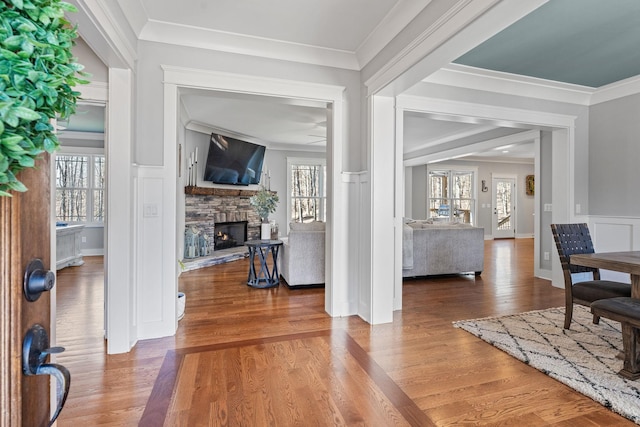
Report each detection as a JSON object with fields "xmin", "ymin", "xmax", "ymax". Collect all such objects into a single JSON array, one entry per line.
[
  {"xmin": 427, "ymin": 166, "xmax": 477, "ymax": 224},
  {"xmin": 56, "ymin": 153, "xmax": 105, "ymax": 223},
  {"xmin": 287, "ymin": 158, "xmax": 326, "ymax": 223}
]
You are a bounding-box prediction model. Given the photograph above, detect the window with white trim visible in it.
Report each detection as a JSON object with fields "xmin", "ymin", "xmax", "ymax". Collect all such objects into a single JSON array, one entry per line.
[
  {"xmin": 427, "ymin": 165, "xmax": 477, "ymax": 225},
  {"xmin": 55, "ymin": 153, "xmax": 105, "ymax": 223},
  {"xmin": 287, "ymin": 157, "xmax": 326, "ymax": 223}
]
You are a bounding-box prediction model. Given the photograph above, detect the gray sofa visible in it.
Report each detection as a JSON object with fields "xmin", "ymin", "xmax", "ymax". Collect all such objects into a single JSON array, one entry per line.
[
  {"xmin": 402, "ymin": 221, "xmax": 484, "ymax": 277},
  {"xmin": 280, "ymin": 221, "xmax": 325, "ymax": 287}
]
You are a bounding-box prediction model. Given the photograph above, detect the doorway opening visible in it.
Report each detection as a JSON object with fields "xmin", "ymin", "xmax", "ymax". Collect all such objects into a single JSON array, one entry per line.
[
  {"xmin": 55, "ymin": 102, "xmax": 107, "ymax": 345},
  {"xmin": 492, "ymin": 175, "xmax": 516, "ymax": 239}
]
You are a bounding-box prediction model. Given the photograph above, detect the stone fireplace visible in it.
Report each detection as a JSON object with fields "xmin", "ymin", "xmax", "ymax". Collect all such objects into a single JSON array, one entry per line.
[
  {"xmin": 182, "ymin": 187, "xmax": 273, "ymax": 271},
  {"xmin": 184, "ymin": 188, "xmax": 263, "ymax": 254}
]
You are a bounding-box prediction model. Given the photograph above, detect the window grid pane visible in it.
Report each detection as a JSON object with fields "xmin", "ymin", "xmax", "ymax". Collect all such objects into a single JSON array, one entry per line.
[
  {"xmin": 427, "ymin": 169, "xmax": 476, "ymax": 225},
  {"xmin": 290, "ymin": 163, "xmax": 326, "ymax": 223},
  {"xmin": 93, "ymin": 189, "xmax": 105, "ymax": 221},
  {"xmin": 94, "ymin": 156, "xmax": 105, "ymax": 189},
  {"xmin": 55, "ymin": 154, "xmax": 104, "ymax": 223},
  {"xmin": 56, "ymin": 155, "xmax": 88, "ymax": 188},
  {"xmin": 56, "ymin": 189, "xmax": 87, "ymax": 222}
]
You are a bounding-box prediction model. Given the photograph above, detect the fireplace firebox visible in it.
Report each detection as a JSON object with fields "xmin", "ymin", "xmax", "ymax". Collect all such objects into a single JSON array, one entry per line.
[{"xmin": 214, "ymin": 221, "xmax": 248, "ymax": 250}]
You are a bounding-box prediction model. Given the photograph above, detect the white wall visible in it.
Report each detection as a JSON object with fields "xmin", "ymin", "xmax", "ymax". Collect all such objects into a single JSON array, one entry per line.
[
  {"xmin": 75, "ymin": 37, "xmax": 108, "ymax": 83},
  {"xmin": 589, "ymin": 93, "xmax": 640, "ymax": 216},
  {"xmin": 136, "ymin": 41, "xmax": 362, "ymax": 170}
]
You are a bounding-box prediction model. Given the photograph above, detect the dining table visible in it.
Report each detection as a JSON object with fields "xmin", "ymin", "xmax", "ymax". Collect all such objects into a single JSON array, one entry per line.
[
  {"xmin": 571, "ymin": 251, "xmax": 640, "ymax": 379},
  {"xmin": 570, "ymin": 251, "xmax": 640, "ymax": 297}
]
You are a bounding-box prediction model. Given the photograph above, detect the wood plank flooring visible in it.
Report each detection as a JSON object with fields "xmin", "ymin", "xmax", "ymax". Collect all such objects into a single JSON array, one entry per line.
[{"xmin": 54, "ymin": 239, "xmax": 634, "ymax": 426}]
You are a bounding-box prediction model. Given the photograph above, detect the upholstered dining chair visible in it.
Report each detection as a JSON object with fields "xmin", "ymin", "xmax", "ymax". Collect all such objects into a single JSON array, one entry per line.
[{"xmin": 550, "ymin": 223, "xmax": 631, "ymax": 329}]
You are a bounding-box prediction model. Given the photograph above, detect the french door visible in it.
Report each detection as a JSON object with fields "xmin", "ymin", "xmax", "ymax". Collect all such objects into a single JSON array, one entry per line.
[{"xmin": 492, "ymin": 176, "xmax": 516, "ymax": 238}]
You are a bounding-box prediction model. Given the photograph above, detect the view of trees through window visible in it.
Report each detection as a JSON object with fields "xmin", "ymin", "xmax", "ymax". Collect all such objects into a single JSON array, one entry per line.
[
  {"xmin": 56, "ymin": 154, "xmax": 105, "ymax": 223},
  {"xmin": 427, "ymin": 168, "xmax": 475, "ymax": 224},
  {"xmin": 290, "ymin": 163, "xmax": 326, "ymax": 223},
  {"xmin": 495, "ymin": 180, "xmax": 512, "ymax": 230}
]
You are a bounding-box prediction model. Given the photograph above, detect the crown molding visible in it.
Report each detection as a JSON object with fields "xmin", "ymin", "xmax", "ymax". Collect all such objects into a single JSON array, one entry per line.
[
  {"xmin": 424, "ymin": 64, "xmax": 640, "ymax": 106},
  {"xmin": 398, "ymin": 95, "xmax": 577, "ymax": 129},
  {"xmin": 425, "ymin": 64, "xmax": 595, "ymax": 105},
  {"xmin": 142, "ymin": 20, "xmax": 360, "ymax": 70},
  {"xmin": 403, "ymin": 124, "xmax": 496, "ymax": 154},
  {"xmin": 356, "ymin": 0, "xmax": 433, "ymax": 68},
  {"xmin": 590, "ymin": 74, "xmax": 640, "ymax": 105},
  {"xmin": 460, "ymin": 155, "xmax": 534, "ymax": 165},
  {"xmin": 69, "ymin": 0, "xmax": 137, "ymax": 69}
]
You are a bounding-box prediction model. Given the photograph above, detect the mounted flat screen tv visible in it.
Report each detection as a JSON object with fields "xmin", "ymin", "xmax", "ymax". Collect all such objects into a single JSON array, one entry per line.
[{"xmin": 204, "ymin": 133, "xmax": 266, "ymax": 185}]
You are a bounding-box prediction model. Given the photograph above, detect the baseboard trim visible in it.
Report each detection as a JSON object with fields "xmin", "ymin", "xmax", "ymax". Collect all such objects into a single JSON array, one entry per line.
[{"xmin": 82, "ymin": 249, "xmax": 104, "ymax": 256}]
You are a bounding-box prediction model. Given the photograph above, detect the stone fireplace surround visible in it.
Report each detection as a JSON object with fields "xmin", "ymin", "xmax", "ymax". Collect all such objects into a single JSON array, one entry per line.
[{"xmin": 183, "ymin": 186, "xmax": 265, "ymax": 270}]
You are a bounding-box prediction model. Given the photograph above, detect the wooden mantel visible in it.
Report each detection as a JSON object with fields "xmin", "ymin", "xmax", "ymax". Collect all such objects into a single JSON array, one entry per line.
[{"xmin": 184, "ymin": 186, "xmax": 260, "ymax": 197}]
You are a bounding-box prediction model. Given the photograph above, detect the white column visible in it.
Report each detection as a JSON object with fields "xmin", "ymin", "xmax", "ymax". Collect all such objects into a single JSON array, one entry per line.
[
  {"xmin": 106, "ymin": 68, "xmax": 134, "ymax": 353},
  {"xmin": 363, "ymin": 95, "xmax": 395, "ymax": 324}
]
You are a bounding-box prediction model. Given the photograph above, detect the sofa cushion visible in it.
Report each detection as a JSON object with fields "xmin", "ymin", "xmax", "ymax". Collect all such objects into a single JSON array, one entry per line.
[{"xmin": 290, "ymin": 221, "xmax": 325, "ymax": 232}]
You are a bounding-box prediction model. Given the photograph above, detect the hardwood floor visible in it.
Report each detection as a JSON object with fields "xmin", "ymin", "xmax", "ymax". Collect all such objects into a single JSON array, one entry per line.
[{"xmin": 55, "ymin": 239, "xmax": 634, "ymax": 426}]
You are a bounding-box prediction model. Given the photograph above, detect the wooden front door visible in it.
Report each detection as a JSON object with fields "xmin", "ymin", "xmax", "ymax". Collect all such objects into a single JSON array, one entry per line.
[{"xmin": 0, "ymin": 155, "xmax": 55, "ymax": 426}]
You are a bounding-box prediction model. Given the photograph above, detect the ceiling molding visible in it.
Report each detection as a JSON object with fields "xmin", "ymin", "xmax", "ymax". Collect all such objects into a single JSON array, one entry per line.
[
  {"xmin": 365, "ymin": 0, "xmax": 500, "ymax": 95},
  {"xmin": 112, "ymin": 0, "xmax": 148, "ymax": 37},
  {"xmin": 141, "ymin": 20, "xmax": 360, "ymax": 70},
  {"xmin": 403, "ymin": 124, "xmax": 496, "ymax": 154},
  {"xmin": 590, "ymin": 74, "xmax": 640, "ymax": 105},
  {"xmin": 355, "ymin": 0, "xmax": 433, "ymax": 68},
  {"xmin": 397, "ymin": 95, "xmax": 577, "ymax": 129},
  {"xmin": 425, "ymin": 64, "xmax": 640, "ymax": 107},
  {"xmin": 460, "ymin": 156, "xmax": 534, "ymax": 165},
  {"xmin": 426, "ymin": 64, "xmax": 595, "ymax": 105}
]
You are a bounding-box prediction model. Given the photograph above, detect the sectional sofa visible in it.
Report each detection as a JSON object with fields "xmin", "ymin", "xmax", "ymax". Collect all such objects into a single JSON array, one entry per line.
[{"xmin": 402, "ymin": 220, "xmax": 484, "ymax": 277}]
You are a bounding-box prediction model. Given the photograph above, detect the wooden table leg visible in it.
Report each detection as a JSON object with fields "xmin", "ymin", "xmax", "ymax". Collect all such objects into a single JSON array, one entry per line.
[
  {"xmin": 632, "ymin": 274, "xmax": 640, "ymax": 299},
  {"xmin": 619, "ymin": 323, "xmax": 640, "ymax": 380}
]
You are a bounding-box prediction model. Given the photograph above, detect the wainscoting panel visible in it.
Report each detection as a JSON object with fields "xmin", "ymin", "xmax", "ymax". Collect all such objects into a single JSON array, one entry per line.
[
  {"xmin": 589, "ymin": 216, "xmax": 640, "ymax": 283},
  {"xmin": 135, "ymin": 166, "xmax": 176, "ymax": 340}
]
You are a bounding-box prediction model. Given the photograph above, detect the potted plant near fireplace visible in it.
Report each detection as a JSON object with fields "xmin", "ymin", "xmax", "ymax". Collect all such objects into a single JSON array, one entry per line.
[{"xmin": 249, "ymin": 186, "xmax": 279, "ymax": 239}]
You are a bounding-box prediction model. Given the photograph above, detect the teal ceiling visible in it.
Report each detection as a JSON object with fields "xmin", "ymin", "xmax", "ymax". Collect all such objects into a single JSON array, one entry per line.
[{"xmin": 454, "ymin": 0, "xmax": 640, "ymax": 88}]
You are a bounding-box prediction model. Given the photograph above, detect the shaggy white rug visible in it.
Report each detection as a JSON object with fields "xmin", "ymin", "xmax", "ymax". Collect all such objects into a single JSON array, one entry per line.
[{"xmin": 453, "ymin": 305, "xmax": 640, "ymax": 424}]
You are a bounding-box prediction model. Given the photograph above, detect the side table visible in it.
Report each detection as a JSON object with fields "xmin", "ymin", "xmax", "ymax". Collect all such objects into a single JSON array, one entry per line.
[{"xmin": 245, "ymin": 239, "xmax": 283, "ymax": 288}]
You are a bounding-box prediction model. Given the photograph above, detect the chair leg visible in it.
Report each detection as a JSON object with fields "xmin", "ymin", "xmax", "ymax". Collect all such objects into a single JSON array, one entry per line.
[
  {"xmin": 592, "ymin": 314, "xmax": 600, "ymax": 325},
  {"xmin": 564, "ymin": 302, "xmax": 573, "ymax": 329}
]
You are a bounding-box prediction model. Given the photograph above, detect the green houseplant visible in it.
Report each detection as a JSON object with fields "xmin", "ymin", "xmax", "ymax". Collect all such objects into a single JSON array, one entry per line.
[
  {"xmin": 249, "ymin": 186, "xmax": 279, "ymax": 222},
  {"xmin": 0, "ymin": 0, "xmax": 87, "ymax": 196}
]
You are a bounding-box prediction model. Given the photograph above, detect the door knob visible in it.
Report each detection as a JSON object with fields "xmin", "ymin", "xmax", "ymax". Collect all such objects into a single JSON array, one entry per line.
[
  {"xmin": 23, "ymin": 258, "xmax": 55, "ymax": 302},
  {"xmin": 23, "ymin": 324, "xmax": 70, "ymax": 427}
]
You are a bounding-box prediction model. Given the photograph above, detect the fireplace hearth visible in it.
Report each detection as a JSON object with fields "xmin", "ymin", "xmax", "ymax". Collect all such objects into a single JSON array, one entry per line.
[{"xmin": 214, "ymin": 221, "xmax": 247, "ymax": 250}]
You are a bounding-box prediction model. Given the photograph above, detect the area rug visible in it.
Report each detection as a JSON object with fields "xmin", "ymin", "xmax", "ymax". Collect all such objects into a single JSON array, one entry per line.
[{"xmin": 453, "ymin": 305, "xmax": 640, "ymax": 424}]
